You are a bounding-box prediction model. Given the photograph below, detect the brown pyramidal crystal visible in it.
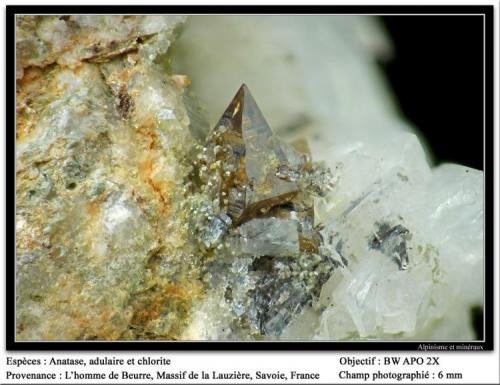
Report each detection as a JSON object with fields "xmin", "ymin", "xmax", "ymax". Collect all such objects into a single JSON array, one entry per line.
[
  {"xmin": 203, "ymin": 84, "xmax": 307, "ymax": 225},
  {"xmin": 197, "ymin": 84, "xmax": 332, "ymax": 256}
]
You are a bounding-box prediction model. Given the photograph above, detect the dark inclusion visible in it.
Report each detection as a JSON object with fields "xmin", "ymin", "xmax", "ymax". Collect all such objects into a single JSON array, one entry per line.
[
  {"xmin": 369, "ymin": 222, "xmax": 411, "ymax": 270},
  {"xmin": 195, "ymin": 84, "xmax": 337, "ymax": 337}
]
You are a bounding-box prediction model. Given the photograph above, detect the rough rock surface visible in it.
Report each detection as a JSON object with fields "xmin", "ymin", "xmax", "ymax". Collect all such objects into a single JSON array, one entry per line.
[{"xmin": 16, "ymin": 15, "xmax": 202, "ymax": 340}]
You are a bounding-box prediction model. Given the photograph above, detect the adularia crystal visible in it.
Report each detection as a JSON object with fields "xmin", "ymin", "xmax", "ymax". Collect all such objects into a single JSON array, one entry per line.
[{"xmin": 192, "ymin": 84, "xmax": 335, "ymax": 336}]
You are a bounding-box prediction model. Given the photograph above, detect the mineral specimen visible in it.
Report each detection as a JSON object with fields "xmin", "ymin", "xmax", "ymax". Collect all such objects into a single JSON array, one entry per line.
[{"xmin": 16, "ymin": 15, "xmax": 484, "ymax": 342}]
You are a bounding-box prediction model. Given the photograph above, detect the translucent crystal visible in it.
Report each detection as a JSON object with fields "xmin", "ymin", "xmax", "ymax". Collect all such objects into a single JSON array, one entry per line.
[
  {"xmin": 204, "ymin": 84, "xmax": 305, "ymax": 224},
  {"xmin": 234, "ymin": 217, "xmax": 300, "ymax": 257}
]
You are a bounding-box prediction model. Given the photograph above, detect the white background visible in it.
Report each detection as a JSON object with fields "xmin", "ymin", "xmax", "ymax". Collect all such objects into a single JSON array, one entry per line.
[{"xmin": 1, "ymin": 0, "xmax": 498, "ymax": 384}]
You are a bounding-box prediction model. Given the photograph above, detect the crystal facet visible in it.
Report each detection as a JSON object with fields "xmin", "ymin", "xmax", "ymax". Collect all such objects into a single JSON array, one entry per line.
[{"xmin": 204, "ymin": 84, "xmax": 304, "ymax": 225}]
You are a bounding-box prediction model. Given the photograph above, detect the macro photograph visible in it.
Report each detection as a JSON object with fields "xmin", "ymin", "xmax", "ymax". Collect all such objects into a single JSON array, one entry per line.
[{"xmin": 12, "ymin": 11, "xmax": 488, "ymax": 344}]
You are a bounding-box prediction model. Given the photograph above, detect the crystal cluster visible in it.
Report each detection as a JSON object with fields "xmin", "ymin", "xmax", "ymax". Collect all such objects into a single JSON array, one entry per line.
[{"xmin": 187, "ymin": 85, "xmax": 336, "ymax": 337}]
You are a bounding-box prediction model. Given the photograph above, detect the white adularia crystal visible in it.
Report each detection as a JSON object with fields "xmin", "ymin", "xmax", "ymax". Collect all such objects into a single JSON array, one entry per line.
[{"xmin": 281, "ymin": 133, "xmax": 483, "ymax": 341}]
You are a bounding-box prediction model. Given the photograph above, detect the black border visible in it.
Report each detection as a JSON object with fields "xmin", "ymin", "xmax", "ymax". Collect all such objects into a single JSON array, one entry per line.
[{"xmin": 6, "ymin": 5, "xmax": 494, "ymax": 351}]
